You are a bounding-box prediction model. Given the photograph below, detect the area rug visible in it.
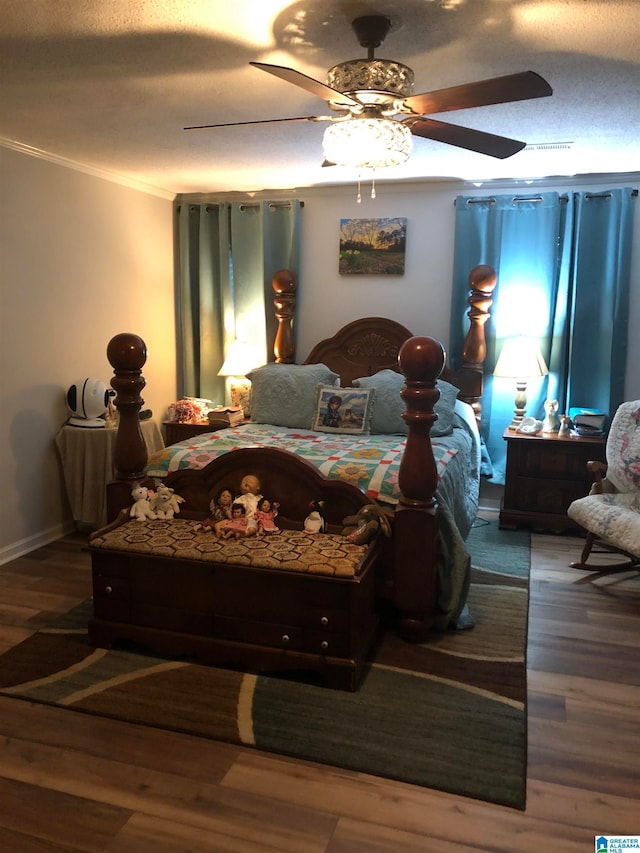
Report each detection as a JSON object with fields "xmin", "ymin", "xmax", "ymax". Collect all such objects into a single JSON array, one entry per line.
[{"xmin": 0, "ymin": 519, "xmax": 530, "ymax": 808}]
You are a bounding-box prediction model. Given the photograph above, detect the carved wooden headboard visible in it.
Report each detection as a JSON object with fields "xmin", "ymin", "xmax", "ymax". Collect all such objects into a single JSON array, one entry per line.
[{"xmin": 304, "ymin": 317, "xmax": 413, "ymax": 386}]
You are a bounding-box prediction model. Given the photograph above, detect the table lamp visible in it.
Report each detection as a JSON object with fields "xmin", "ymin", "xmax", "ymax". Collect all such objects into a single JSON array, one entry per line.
[
  {"xmin": 217, "ymin": 340, "xmax": 256, "ymax": 417},
  {"xmin": 494, "ymin": 336, "xmax": 548, "ymax": 430}
]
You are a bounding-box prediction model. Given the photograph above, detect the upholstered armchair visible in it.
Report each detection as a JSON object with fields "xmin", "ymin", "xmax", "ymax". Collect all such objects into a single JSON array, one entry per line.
[{"xmin": 567, "ymin": 400, "xmax": 640, "ymax": 571}]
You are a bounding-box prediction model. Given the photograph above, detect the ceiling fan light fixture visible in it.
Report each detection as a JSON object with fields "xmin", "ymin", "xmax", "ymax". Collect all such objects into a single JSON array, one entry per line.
[
  {"xmin": 322, "ymin": 117, "xmax": 413, "ymax": 169},
  {"xmin": 327, "ymin": 59, "xmax": 414, "ymax": 102}
]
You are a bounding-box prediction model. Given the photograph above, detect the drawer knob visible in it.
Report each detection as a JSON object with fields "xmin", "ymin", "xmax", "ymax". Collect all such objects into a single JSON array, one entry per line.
[
  {"xmin": 320, "ymin": 616, "xmax": 329, "ymax": 626},
  {"xmin": 105, "ymin": 585, "xmax": 113, "ymax": 595},
  {"xmin": 281, "ymin": 634, "xmax": 290, "ymax": 644},
  {"xmin": 320, "ymin": 640, "xmax": 329, "ymax": 650}
]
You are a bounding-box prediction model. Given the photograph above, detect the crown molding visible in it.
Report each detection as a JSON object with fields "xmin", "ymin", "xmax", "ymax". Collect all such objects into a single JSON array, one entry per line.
[{"xmin": 0, "ymin": 137, "xmax": 175, "ymax": 201}]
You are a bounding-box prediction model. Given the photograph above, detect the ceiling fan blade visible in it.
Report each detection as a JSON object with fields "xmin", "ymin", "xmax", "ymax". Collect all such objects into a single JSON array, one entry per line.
[
  {"xmin": 409, "ymin": 118, "xmax": 526, "ymax": 159},
  {"xmin": 250, "ymin": 61, "xmax": 362, "ymax": 108},
  {"xmin": 184, "ymin": 115, "xmax": 326, "ymax": 131},
  {"xmin": 404, "ymin": 71, "xmax": 552, "ymax": 116}
]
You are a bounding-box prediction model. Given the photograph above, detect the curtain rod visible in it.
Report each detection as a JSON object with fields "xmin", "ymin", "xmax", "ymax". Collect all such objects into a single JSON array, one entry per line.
[
  {"xmin": 461, "ymin": 195, "xmax": 544, "ymax": 205},
  {"xmin": 177, "ymin": 200, "xmax": 305, "ymax": 213},
  {"xmin": 462, "ymin": 197, "xmax": 495, "ymax": 205},
  {"xmin": 238, "ymin": 201, "xmax": 304, "ymax": 211},
  {"xmin": 585, "ymin": 189, "xmax": 638, "ymax": 200}
]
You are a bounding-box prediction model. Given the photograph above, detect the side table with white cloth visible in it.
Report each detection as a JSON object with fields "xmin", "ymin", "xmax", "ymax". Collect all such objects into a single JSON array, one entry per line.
[{"xmin": 55, "ymin": 419, "xmax": 164, "ymax": 529}]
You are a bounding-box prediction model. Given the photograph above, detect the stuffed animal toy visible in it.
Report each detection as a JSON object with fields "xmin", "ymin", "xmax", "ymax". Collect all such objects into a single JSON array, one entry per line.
[
  {"xmin": 130, "ymin": 483, "xmax": 157, "ymax": 521},
  {"xmin": 304, "ymin": 499, "xmax": 325, "ymax": 534},
  {"xmin": 150, "ymin": 484, "xmax": 185, "ymax": 519},
  {"xmin": 342, "ymin": 504, "xmax": 392, "ymax": 545}
]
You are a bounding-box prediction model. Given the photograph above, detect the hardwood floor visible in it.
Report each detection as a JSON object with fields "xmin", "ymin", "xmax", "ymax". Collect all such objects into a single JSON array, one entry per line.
[{"xmin": 0, "ymin": 522, "xmax": 638, "ymax": 852}]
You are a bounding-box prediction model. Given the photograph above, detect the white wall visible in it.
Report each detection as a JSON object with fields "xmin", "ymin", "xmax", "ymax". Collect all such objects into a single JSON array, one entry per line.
[
  {"xmin": 186, "ymin": 175, "xmax": 640, "ymax": 403},
  {"xmin": 0, "ymin": 146, "xmax": 176, "ymax": 562}
]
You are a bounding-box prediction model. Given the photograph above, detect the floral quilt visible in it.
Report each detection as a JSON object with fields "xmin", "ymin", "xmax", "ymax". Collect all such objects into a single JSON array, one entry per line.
[{"xmin": 146, "ymin": 423, "xmax": 459, "ymax": 506}]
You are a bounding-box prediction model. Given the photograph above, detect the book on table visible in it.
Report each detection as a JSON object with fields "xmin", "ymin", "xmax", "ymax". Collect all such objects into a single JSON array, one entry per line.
[
  {"xmin": 568, "ymin": 407, "xmax": 607, "ymax": 435},
  {"xmin": 208, "ymin": 406, "xmax": 244, "ymax": 427}
]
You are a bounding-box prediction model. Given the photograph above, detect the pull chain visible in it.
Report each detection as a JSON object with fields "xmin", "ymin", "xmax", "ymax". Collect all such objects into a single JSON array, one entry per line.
[{"xmin": 356, "ymin": 171, "xmax": 378, "ymax": 202}]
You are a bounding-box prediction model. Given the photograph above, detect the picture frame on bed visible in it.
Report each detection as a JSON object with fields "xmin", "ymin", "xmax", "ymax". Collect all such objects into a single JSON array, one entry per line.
[
  {"xmin": 312, "ymin": 385, "xmax": 375, "ymax": 435},
  {"xmin": 339, "ymin": 217, "xmax": 407, "ymax": 275}
]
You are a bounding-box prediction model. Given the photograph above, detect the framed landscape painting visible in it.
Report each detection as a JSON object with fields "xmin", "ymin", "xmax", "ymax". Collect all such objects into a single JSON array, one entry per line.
[{"xmin": 339, "ymin": 217, "xmax": 407, "ymax": 275}]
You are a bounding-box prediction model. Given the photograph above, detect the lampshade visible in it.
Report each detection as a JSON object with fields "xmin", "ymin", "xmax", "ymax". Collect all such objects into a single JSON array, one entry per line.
[
  {"xmin": 217, "ymin": 340, "xmax": 256, "ymax": 378},
  {"xmin": 494, "ymin": 336, "xmax": 548, "ymax": 379},
  {"xmin": 494, "ymin": 336, "xmax": 548, "ymax": 430},
  {"xmin": 322, "ymin": 118, "xmax": 413, "ymax": 169}
]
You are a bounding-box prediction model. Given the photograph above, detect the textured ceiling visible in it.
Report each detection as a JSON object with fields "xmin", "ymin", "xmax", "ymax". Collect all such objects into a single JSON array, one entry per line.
[{"xmin": 1, "ymin": 0, "xmax": 639, "ymax": 195}]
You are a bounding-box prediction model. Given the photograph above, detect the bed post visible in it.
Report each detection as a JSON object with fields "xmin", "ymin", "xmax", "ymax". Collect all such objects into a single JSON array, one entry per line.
[
  {"xmin": 394, "ymin": 336, "xmax": 446, "ymax": 641},
  {"xmin": 272, "ymin": 269, "xmax": 297, "ymax": 363},
  {"xmin": 105, "ymin": 333, "xmax": 149, "ymax": 522},
  {"xmin": 457, "ymin": 264, "xmax": 497, "ymax": 422}
]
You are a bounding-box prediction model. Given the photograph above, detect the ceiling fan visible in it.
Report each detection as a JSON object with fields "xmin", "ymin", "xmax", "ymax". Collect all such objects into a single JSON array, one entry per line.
[{"xmin": 185, "ymin": 15, "xmax": 553, "ymax": 167}]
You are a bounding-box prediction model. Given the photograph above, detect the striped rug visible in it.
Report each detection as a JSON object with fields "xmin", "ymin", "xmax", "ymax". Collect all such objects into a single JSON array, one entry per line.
[{"xmin": 0, "ymin": 519, "xmax": 530, "ymax": 808}]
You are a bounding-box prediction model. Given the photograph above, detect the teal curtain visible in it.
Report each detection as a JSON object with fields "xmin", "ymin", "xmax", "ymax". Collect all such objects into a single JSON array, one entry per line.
[
  {"xmin": 450, "ymin": 188, "xmax": 636, "ymax": 484},
  {"xmin": 565, "ymin": 191, "xmax": 636, "ymax": 416},
  {"xmin": 176, "ymin": 200, "xmax": 302, "ymax": 402}
]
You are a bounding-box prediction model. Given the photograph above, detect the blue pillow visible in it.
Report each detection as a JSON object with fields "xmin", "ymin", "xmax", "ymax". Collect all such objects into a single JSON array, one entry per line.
[
  {"xmin": 432, "ymin": 379, "xmax": 460, "ymax": 436},
  {"xmin": 247, "ymin": 363, "xmax": 339, "ymax": 429},
  {"xmin": 353, "ymin": 369, "xmax": 459, "ymax": 436}
]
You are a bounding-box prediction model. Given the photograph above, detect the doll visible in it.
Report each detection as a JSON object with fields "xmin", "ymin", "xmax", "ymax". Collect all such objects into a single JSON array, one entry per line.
[
  {"xmin": 234, "ymin": 474, "xmax": 263, "ymax": 534},
  {"xmin": 217, "ymin": 502, "xmax": 252, "ymax": 539},
  {"xmin": 255, "ymin": 497, "xmax": 280, "ymax": 535},
  {"xmin": 194, "ymin": 487, "xmax": 233, "ymax": 533}
]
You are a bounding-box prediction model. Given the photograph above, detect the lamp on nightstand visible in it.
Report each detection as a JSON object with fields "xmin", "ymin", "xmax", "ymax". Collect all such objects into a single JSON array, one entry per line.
[
  {"xmin": 217, "ymin": 340, "xmax": 257, "ymax": 417},
  {"xmin": 494, "ymin": 336, "xmax": 548, "ymax": 430}
]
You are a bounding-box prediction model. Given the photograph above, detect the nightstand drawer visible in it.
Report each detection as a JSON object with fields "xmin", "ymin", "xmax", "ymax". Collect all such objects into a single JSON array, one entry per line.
[
  {"xmin": 508, "ymin": 478, "xmax": 589, "ymax": 515},
  {"xmin": 514, "ymin": 444, "xmax": 592, "ymax": 478}
]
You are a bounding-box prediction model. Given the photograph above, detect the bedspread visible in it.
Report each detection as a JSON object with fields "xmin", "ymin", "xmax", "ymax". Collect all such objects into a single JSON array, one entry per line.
[{"xmin": 147, "ymin": 423, "xmax": 460, "ymax": 507}]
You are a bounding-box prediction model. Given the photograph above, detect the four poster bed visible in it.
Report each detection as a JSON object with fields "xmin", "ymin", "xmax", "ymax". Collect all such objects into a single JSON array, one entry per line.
[{"xmin": 101, "ymin": 265, "xmax": 496, "ymax": 652}]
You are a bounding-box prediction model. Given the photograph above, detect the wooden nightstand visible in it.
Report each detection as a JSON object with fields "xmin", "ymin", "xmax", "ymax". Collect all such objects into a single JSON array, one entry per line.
[
  {"xmin": 499, "ymin": 429, "xmax": 606, "ymax": 532},
  {"xmin": 163, "ymin": 420, "xmax": 215, "ymax": 446}
]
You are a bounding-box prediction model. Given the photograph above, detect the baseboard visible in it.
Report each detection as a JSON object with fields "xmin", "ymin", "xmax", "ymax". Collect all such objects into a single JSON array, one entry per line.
[{"xmin": 0, "ymin": 522, "xmax": 76, "ymax": 566}]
